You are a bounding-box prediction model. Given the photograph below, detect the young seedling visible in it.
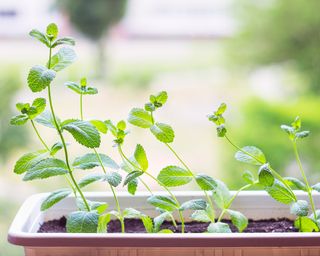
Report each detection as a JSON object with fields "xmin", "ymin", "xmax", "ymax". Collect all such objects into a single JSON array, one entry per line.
[
  {"xmin": 208, "ymin": 103, "xmax": 319, "ymax": 232},
  {"xmin": 127, "ymin": 92, "xmax": 232, "ymax": 233},
  {"xmin": 281, "ymin": 117, "xmax": 320, "ymax": 231},
  {"xmin": 65, "ymin": 77, "xmax": 126, "ymax": 233},
  {"xmin": 105, "ymin": 119, "xmax": 187, "ymax": 233}
]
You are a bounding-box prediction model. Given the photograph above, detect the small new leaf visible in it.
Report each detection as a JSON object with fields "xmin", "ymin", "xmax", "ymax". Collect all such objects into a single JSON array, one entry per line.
[
  {"xmin": 52, "ymin": 37, "xmax": 75, "ymax": 48},
  {"xmin": 123, "ymin": 170, "xmax": 143, "ymax": 186},
  {"xmin": 46, "ymin": 23, "xmax": 58, "ymax": 40},
  {"xmin": 27, "ymin": 65, "xmax": 56, "ymax": 92},
  {"xmin": 150, "ymin": 123, "xmax": 175, "ymax": 143},
  {"xmin": 29, "ymin": 29, "xmax": 50, "ymax": 47},
  {"xmin": 294, "ymin": 217, "xmax": 319, "ymax": 232},
  {"xmin": 10, "ymin": 114, "xmax": 29, "ymax": 126},
  {"xmin": 134, "ymin": 144, "xmax": 148, "ymax": 171},
  {"xmin": 227, "ymin": 210, "xmax": 248, "ymax": 232}
]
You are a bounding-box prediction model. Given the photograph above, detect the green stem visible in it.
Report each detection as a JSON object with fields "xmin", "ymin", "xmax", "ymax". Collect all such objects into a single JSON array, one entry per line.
[
  {"xmin": 30, "ymin": 120, "xmax": 50, "ymax": 151},
  {"xmin": 224, "ymin": 135, "xmax": 297, "ymax": 201},
  {"xmin": 164, "ymin": 143, "xmax": 216, "ymax": 221},
  {"xmin": 118, "ymin": 145, "xmax": 186, "ymax": 233},
  {"xmin": 47, "ymin": 45, "xmax": 90, "ymax": 212},
  {"xmin": 80, "ymin": 92, "xmax": 83, "ymax": 121},
  {"xmin": 292, "ymin": 141, "xmax": 317, "ymax": 218}
]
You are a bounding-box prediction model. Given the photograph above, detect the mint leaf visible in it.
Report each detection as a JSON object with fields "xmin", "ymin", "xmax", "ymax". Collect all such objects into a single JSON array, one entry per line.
[
  {"xmin": 154, "ymin": 212, "xmax": 175, "ymax": 232},
  {"xmin": 265, "ymin": 180, "xmax": 295, "ymax": 204},
  {"xmin": 46, "ymin": 23, "xmax": 58, "ymax": 40},
  {"xmin": 258, "ymin": 164, "xmax": 274, "ymax": 187},
  {"xmin": 157, "ymin": 165, "xmax": 192, "ymax": 187},
  {"xmin": 155, "ymin": 91, "xmax": 168, "ymax": 105},
  {"xmin": 52, "ymin": 37, "xmax": 75, "ymax": 48},
  {"xmin": 285, "ymin": 177, "xmax": 307, "ymax": 191},
  {"xmin": 90, "ymin": 120, "xmax": 108, "ymax": 134},
  {"xmin": 104, "ymin": 171, "xmax": 122, "ymax": 187},
  {"xmin": 41, "ymin": 189, "xmax": 71, "ymax": 211},
  {"xmin": 128, "ymin": 179, "xmax": 138, "ymax": 195},
  {"xmin": 134, "ymin": 144, "xmax": 148, "ymax": 171},
  {"xmin": 128, "ymin": 108, "xmax": 153, "ymax": 128},
  {"xmin": 65, "ymin": 81, "xmax": 82, "ymax": 94},
  {"xmin": 10, "ymin": 114, "xmax": 29, "ymax": 125},
  {"xmin": 296, "ymin": 131, "xmax": 310, "ymax": 139},
  {"xmin": 123, "ymin": 170, "xmax": 143, "ymax": 186},
  {"xmin": 65, "ymin": 81, "xmax": 97, "ymax": 95},
  {"xmin": 27, "ymin": 65, "xmax": 56, "ymax": 92},
  {"xmin": 290, "ymin": 200, "xmax": 309, "ymax": 217},
  {"xmin": 28, "ymin": 98, "xmax": 46, "ymax": 119},
  {"xmin": 49, "ymin": 47, "xmax": 76, "ymax": 71},
  {"xmin": 78, "ymin": 173, "xmax": 105, "ymax": 188},
  {"xmin": 98, "ymin": 213, "xmax": 111, "ymax": 233},
  {"xmin": 23, "ymin": 158, "xmax": 68, "ymax": 181},
  {"xmin": 141, "ymin": 215, "xmax": 154, "ymax": 233},
  {"xmin": 50, "ymin": 142, "xmax": 64, "ymax": 156},
  {"xmin": 227, "ymin": 209, "xmax": 248, "ymax": 232},
  {"xmin": 191, "ymin": 210, "xmax": 211, "ymax": 222},
  {"xmin": 35, "ymin": 110, "xmax": 60, "ymax": 129},
  {"xmin": 212, "ymin": 180, "xmax": 231, "ymax": 209},
  {"xmin": 150, "ymin": 122, "xmax": 174, "ymax": 143},
  {"xmin": 66, "ymin": 211, "xmax": 99, "ymax": 233},
  {"xmin": 312, "ymin": 183, "xmax": 320, "ymax": 192},
  {"xmin": 180, "ymin": 199, "xmax": 207, "ymax": 211},
  {"xmin": 235, "ymin": 146, "xmax": 266, "ymax": 165},
  {"xmin": 62, "ymin": 120, "xmax": 101, "ymax": 148},
  {"xmin": 14, "ymin": 150, "xmax": 48, "ymax": 174},
  {"xmin": 207, "ymin": 222, "xmax": 232, "ymax": 233},
  {"xmin": 215, "ymin": 103, "xmax": 227, "ymax": 115},
  {"xmin": 147, "ymin": 195, "xmax": 178, "ymax": 212},
  {"xmin": 216, "ymin": 124, "xmax": 227, "ymax": 137},
  {"xmin": 242, "ymin": 170, "xmax": 255, "ymax": 184},
  {"xmin": 294, "ymin": 216, "xmax": 319, "ymax": 232},
  {"xmin": 72, "ymin": 153, "xmax": 118, "ymax": 170},
  {"xmin": 29, "ymin": 29, "xmax": 50, "ymax": 47},
  {"xmin": 195, "ymin": 174, "xmax": 218, "ymax": 191},
  {"xmin": 123, "ymin": 208, "xmax": 142, "ymax": 219}
]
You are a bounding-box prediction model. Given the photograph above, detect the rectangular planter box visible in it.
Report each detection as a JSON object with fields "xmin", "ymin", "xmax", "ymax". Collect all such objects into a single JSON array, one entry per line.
[{"xmin": 8, "ymin": 191, "xmax": 320, "ymax": 256}]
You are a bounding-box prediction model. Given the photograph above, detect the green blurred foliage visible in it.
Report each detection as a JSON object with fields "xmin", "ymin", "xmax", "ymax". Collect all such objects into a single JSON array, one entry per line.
[
  {"xmin": 230, "ymin": 0, "xmax": 320, "ymax": 92},
  {"xmin": 0, "ymin": 67, "xmax": 28, "ymax": 161},
  {"xmin": 222, "ymin": 97, "xmax": 320, "ymax": 188}
]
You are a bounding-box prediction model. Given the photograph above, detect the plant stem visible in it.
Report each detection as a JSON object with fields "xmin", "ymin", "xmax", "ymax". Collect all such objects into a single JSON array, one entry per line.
[
  {"xmin": 164, "ymin": 143, "xmax": 216, "ymax": 221},
  {"xmin": 47, "ymin": 45, "xmax": 90, "ymax": 212},
  {"xmin": 118, "ymin": 145, "xmax": 186, "ymax": 233},
  {"xmin": 30, "ymin": 120, "xmax": 50, "ymax": 151},
  {"xmin": 292, "ymin": 141, "xmax": 317, "ymax": 218},
  {"xmin": 80, "ymin": 92, "xmax": 83, "ymax": 120},
  {"xmin": 224, "ymin": 135, "xmax": 297, "ymax": 201}
]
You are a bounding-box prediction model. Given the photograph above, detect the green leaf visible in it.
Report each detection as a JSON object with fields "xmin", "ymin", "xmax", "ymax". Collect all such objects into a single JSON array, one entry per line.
[
  {"xmin": 41, "ymin": 189, "xmax": 71, "ymax": 211},
  {"xmin": 78, "ymin": 173, "xmax": 105, "ymax": 188},
  {"xmin": 215, "ymin": 103, "xmax": 227, "ymax": 115},
  {"xmin": 27, "ymin": 65, "xmax": 56, "ymax": 92},
  {"xmin": 294, "ymin": 217, "xmax": 319, "ymax": 232},
  {"xmin": 212, "ymin": 180, "xmax": 231, "ymax": 209},
  {"xmin": 23, "ymin": 158, "xmax": 68, "ymax": 181},
  {"xmin": 191, "ymin": 210, "xmax": 211, "ymax": 222},
  {"xmin": 296, "ymin": 131, "xmax": 310, "ymax": 139},
  {"xmin": 14, "ymin": 150, "xmax": 49, "ymax": 174},
  {"xmin": 105, "ymin": 120, "xmax": 117, "ymax": 136},
  {"xmin": 290, "ymin": 200, "xmax": 309, "ymax": 217},
  {"xmin": 258, "ymin": 164, "xmax": 274, "ymax": 187},
  {"xmin": 97, "ymin": 213, "xmax": 111, "ymax": 233},
  {"xmin": 180, "ymin": 199, "xmax": 207, "ymax": 211},
  {"xmin": 123, "ymin": 208, "xmax": 142, "ymax": 218},
  {"xmin": 155, "ymin": 91, "xmax": 168, "ymax": 105},
  {"xmin": 235, "ymin": 146, "xmax": 266, "ymax": 165},
  {"xmin": 141, "ymin": 215, "xmax": 154, "ymax": 233},
  {"xmin": 284, "ymin": 177, "xmax": 307, "ymax": 191},
  {"xmin": 29, "ymin": 29, "xmax": 50, "ymax": 47},
  {"xmin": 46, "ymin": 23, "xmax": 58, "ymax": 40},
  {"xmin": 62, "ymin": 120, "xmax": 101, "ymax": 148},
  {"xmin": 150, "ymin": 122, "xmax": 175, "ymax": 143},
  {"xmin": 10, "ymin": 114, "xmax": 29, "ymax": 125},
  {"xmin": 157, "ymin": 166, "xmax": 192, "ymax": 187},
  {"xmin": 66, "ymin": 211, "xmax": 99, "ymax": 233},
  {"xmin": 28, "ymin": 98, "xmax": 46, "ymax": 119},
  {"xmin": 134, "ymin": 144, "xmax": 148, "ymax": 171},
  {"xmin": 128, "ymin": 108, "xmax": 153, "ymax": 128},
  {"xmin": 312, "ymin": 183, "xmax": 320, "ymax": 192},
  {"xmin": 76, "ymin": 199, "xmax": 108, "ymax": 214},
  {"xmin": 195, "ymin": 174, "xmax": 218, "ymax": 191},
  {"xmin": 72, "ymin": 153, "xmax": 119, "ymax": 170},
  {"xmin": 147, "ymin": 195, "xmax": 178, "ymax": 212},
  {"xmin": 207, "ymin": 222, "xmax": 232, "ymax": 233},
  {"xmin": 117, "ymin": 120, "xmax": 126, "ymax": 130},
  {"xmin": 123, "ymin": 170, "xmax": 144, "ymax": 186},
  {"xmin": 265, "ymin": 180, "xmax": 295, "ymax": 204},
  {"xmin": 242, "ymin": 170, "xmax": 255, "ymax": 184},
  {"xmin": 49, "ymin": 47, "xmax": 76, "ymax": 71},
  {"xmin": 50, "ymin": 142, "xmax": 64, "ymax": 156},
  {"xmin": 216, "ymin": 124, "xmax": 227, "ymax": 137},
  {"xmin": 52, "ymin": 37, "xmax": 75, "ymax": 48},
  {"xmin": 104, "ymin": 172, "xmax": 122, "ymax": 187},
  {"xmin": 227, "ymin": 210, "xmax": 248, "ymax": 232},
  {"xmin": 90, "ymin": 120, "xmax": 108, "ymax": 134},
  {"xmin": 154, "ymin": 212, "xmax": 175, "ymax": 232},
  {"xmin": 65, "ymin": 81, "xmax": 82, "ymax": 94},
  {"xmin": 128, "ymin": 179, "xmax": 138, "ymax": 195},
  {"xmin": 35, "ymin": 110, "xmax": 59, "ymax": 129}
]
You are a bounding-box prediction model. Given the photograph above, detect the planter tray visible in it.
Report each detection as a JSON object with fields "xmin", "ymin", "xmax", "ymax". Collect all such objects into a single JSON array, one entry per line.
[{"xmin": 8, "ymin": 191, "xmax": 320, "ymax": 256}]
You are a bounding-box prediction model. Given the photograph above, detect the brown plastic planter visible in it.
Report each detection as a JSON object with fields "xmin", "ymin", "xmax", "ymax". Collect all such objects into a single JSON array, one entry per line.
[{"xmin": 8, "ymin": 191, "xmax": 320, "ymax": 256}]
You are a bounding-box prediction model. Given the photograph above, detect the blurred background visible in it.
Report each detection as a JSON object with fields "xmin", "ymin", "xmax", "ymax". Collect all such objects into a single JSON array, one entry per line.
[{"xmin": 1, "ymin": 0, "xmax": 320, "ymax": 254}]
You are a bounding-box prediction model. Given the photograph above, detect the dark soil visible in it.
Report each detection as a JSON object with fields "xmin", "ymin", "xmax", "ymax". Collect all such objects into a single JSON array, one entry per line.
[{"xmin": 38, "ymin": 217, "xmax": 297, "ymax": 233}]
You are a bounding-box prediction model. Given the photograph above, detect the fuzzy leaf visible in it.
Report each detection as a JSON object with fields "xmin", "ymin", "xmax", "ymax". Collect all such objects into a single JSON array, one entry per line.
[
  {"xmin": 23, "ymin": 158, "xmax": 68, "ymax": 181},
  {"xmin": 294, "ymin": 217, "xmax": 319, "ymax": 232},
  {"xmin": 285, "ymin": 177, "xmax": 307, "ymax": 191},
  {"xmin": 147, "ymin": 195, "xmax": 178, "ymax": 212},
  {"xmin": 227, "ymin": 210, "xmax": 248, "ymax": 232},
  {"xmin": 50, "ymin": 142, "xmax": 64, "ymax": 156},
  {"xmin": 128, "ymin": 179, "xmax": 138, "ymax": 195},
  {"xmin": 52, "ymin": 37, "xmax": 75, "ymax": 48},
  {"xmin": 141, "ymin": 215, "xmax": 154, "ymax": 233},
  {"xmin": 78, "ymin": 173, "xmax": 105, "ymax": 188},
  {"xmin": 104, "ymin": 172, "xmax": 122, "ymax": 187},
  {"xmin": 49, "ymin": 47, "xmax": 76, "ymax": 71},
  {"xmin": 35, "ymin": 110, "xmax": 60, "ymax": 129},
  {"xmin": 195, "ymin": 174, "xmax": 218, "ymax": 191},
  {"xmin": 41, "ymin": 189, "xmax": 71, "ymax": 211},
  {"xmin": 154, "ymin": 212, "xmax": 175, "ymax": 232},
  {"xmin": 27, "ymin": 65, "xmax": 56, "ymax": 92},
  {"xmin": 312, "ymin": 183, "xmax": 320, "ymax": 193},
  {"xmin": 134, "ymin": 144, "xmax": 148, "ymax": 171},
  {"xmin": 265, "ymin": 180, "xmax": 295, "ymax": 204},
  {"xmin": 10, "ymin": 114, "xmax": 29, "ymax": 126},
  {"xmin": 290, "ymin": 200, "xmax": 309, "ymax": 217},
  {"xmin": 258, "ymin": 164, "xmax": 274, "ymax": 187},
  {"xmin": 123, "ymin": 208, "xmax": 142, "ymax": 218},
  {"xmin": 207, "ymin": 222, "xmax": 232, "ymax": 233},
  {"xmin": 242, "ymin": 170, "xmax": 255, "ymax": 184},
  {"xmin": 62, "ymin": 120, "xmax": 101, "ymax": 148},
  {"xmin": 123, "ymin": 170, "xmax": 143, "ymax": 186},
  {"xmin": 212, "ymin": 180, "xmax": 231, "ymax": 209},
  {"xmin": 66, "ymin": 211, "xmax": 99, "ymax": 233},
  {"xmin": 150, "ymin": 122, "xmax": 174, "ymax": 143},
  {"xmin": 14, "ymin": 150, "xmax": 48, "ymax": 174},
  {"xmin": 97, "ymin": 213, "xmax": 111, "ymax": 233},
  {"xmin": 180, "ymin": 199, "xmax": 207, "ymax": 211},
  {"xmin": 235, "ymin": 146, "xmax": 266, "ymax": 166},
  {"xmin": 72, "ymin": 153, "xmax": 118, "ymax": 170},
  {"xmin": 46, "ymin": 23, "xmax": 58, "ymax": 40},
  {"xmin": 128, "ymin": 108, "xmax": 153, "ymax": 128},
  {"xmin": 29, "ymin": 29, "xmax": 50, "ymax": 47},
  {"xmin": 28, "ymin": 98, "xmax": 46, "ymax": 119},
  {"xmin": 191, "ymin": 210, "xmax": 211, "ymax": 222},
  {"xmin": 157, "ymin": 166, "xmax": 192, "ymax": 187}
]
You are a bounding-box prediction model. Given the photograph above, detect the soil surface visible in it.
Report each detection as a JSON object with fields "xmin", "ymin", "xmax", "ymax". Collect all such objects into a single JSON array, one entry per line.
[{"xmin": 38, "ymin": 217, "xmax": 297, "ymax": 233}]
